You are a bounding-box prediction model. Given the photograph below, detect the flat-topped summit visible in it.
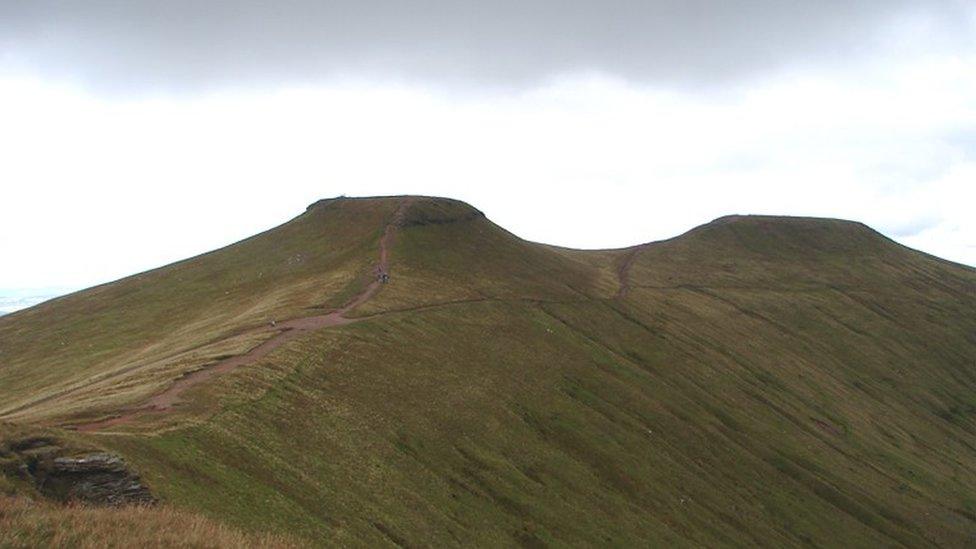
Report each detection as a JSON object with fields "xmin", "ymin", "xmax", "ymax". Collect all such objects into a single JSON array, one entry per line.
[
  {"xmin": 675, "ymin": 213, "xmax": 893, "ymax": 259},
  {"xmin": 314, "ymin": 195, "xmax": 484, "ymax": 222}
]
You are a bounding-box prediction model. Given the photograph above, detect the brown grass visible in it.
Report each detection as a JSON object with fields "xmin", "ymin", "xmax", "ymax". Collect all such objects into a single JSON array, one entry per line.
[{"xmin": 0, "ymin": 496, "xmax": 303, "ymax": 548}]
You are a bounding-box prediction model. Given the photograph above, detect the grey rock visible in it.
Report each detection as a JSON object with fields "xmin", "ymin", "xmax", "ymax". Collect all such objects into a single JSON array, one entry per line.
[
  {"xmin": 38, "ymin": 452, "xmax": 155, "ymax": 506},
  {"xmin": 1, "ymin": 436, "xmax": 156, "ymax": 506}
]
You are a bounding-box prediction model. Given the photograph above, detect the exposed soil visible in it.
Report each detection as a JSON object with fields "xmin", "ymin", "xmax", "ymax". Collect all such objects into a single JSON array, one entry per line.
[
  {"xmin": 73, "ymin": 199, "xmax": 413, "ymax": 432},
  {"xmin": 615, "ymin": 245, "xmax": 646, "ymax": 299}
]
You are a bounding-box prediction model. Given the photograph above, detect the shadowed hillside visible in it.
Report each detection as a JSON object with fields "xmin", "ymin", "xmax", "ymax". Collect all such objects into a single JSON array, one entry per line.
[{"xmin": 1, "ymin": 196, "xmax": 974, "ymax": 547}]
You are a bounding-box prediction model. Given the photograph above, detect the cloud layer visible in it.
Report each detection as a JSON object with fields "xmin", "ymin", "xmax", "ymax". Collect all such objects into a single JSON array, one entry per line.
[
  {"xmin": 2, "ymin": 1, "xmax": 973, "ymax": 92},
  {"xmin": 0, "ymin": 59, "xmax": 973, "ymax": 292},
  {"xmin": 0, "ymin": 1, "xmax": 973, "ymax": 301}
]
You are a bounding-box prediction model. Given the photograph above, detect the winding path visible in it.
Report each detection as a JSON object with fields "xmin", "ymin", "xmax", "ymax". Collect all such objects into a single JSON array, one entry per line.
[{"xmin": 73, "ymin": 200, "xmax": 413, "ymax": 432}]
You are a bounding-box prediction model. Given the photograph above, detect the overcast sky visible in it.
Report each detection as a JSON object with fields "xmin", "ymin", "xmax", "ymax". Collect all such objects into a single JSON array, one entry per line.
[{"xmin": 1, "ymin": 1, "xmax": 974, "ymax": 311}]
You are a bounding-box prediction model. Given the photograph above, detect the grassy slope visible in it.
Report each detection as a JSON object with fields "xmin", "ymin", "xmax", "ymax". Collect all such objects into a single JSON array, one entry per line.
[
  {"xmin": 0, "ymin": 198, "xmax": 397, "ymax": 423},
  {"xmin": 1, "ymin": 198, "xmax": 975, "ymax": 546}
]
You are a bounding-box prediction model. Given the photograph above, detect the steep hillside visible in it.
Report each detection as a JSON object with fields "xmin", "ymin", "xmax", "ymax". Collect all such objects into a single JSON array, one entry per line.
[
  {"xmin": 1, "ymin": 197, "xmax": 974, "ymax": 547},
  {"xmin": 0, "ymin": 198, "xmax": 399, "ymax": 424}
]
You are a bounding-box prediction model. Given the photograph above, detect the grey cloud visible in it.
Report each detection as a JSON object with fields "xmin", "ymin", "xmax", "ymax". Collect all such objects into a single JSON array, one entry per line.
[{"xmin": 1, "ymin": 1, "xmax": 973, "ymax": 93}]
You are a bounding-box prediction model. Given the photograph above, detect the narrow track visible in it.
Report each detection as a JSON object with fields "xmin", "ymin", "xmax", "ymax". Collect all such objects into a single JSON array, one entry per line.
[
  {"xmin": 73, "ymin": 199, "xmax": 413, "ymax": 432},
  {"xmin": 615, "ymin": 244, "xmax": 646, "ymax": 299}
]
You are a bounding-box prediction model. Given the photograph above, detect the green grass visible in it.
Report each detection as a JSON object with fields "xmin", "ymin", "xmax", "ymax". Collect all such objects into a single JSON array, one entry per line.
[{"xmin": 1, "ymin": 197, "xmax": 975, "ymax": 546}]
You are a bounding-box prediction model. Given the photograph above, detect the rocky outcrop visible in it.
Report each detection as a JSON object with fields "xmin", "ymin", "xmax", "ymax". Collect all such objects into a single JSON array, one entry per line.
[
  {"xmin": 40, "ymin": 453, "xmax": 155, "ymax": 505},
  {"xmin": 1, "ymin": 434, "xmax": 155, "ymax": 506}
]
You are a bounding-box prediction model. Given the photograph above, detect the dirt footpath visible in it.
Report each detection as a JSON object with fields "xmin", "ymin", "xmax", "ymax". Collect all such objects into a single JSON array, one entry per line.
[{"xmin": 74, "ymin": 199, "xmax": 414, "ymax": 432}]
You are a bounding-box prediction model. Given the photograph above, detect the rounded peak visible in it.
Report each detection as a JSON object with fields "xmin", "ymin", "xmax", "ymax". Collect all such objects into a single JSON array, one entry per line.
[
  {"xmin": 678, "ymin": 213, "xmax": 890, "ymax": 258},
  {"xmin": 306, "ymin": 194, "xmax": 469, "ymax": 208},
  {"xmin": 707, "ymin": 214, "xmax": 871, "ymax": 231},
  {"xmin": 305, "ymin": 194, "xmax": 413, "ymax": 212},
  {"xmin": 401, "ymin": 196, "xmax": 485, "ymax": 226},
  {"xmin": 305, "ymin": 195, "xmax": 484, "ymax": 226}
]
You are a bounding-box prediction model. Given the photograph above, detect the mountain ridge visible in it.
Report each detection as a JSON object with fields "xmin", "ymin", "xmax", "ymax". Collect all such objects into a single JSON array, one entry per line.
[
  {"xmin": 1, "ymin": 195, "xmax": 974, "ymax": 547},
  {"xmin": 3, "ymin": 199, "xmax": 969, "ymax": 324}
]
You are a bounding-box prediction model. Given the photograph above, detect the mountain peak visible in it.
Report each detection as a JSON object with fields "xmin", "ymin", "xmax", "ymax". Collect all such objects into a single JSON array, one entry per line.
[
  {"xmin": 681, "ymin": 213, "xmax": 889, "ymax": 258},
  {"xmin": 2, "ymin": 196, "xmax": 975, "ymax": 546},
  {"xmin": 305, "ymin": 194, "xmax": 412, "ymax": 212},
  {"xmin": 304, "ymin": 195, "xmax": 485, "ymax": 227},
  {"xmin": 708, "ymin": 213, "xmax": 870, "ymax": 230}
]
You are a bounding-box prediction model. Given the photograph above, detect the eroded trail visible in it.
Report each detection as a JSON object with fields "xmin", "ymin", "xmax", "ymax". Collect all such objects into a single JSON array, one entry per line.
[
  {"xmin": 74, "ymin": 200, "xmax": 413, "ymax": 432},
  {"xmin": 615, "ymin": 245, "xmax": 645, "ymax": 299}
]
